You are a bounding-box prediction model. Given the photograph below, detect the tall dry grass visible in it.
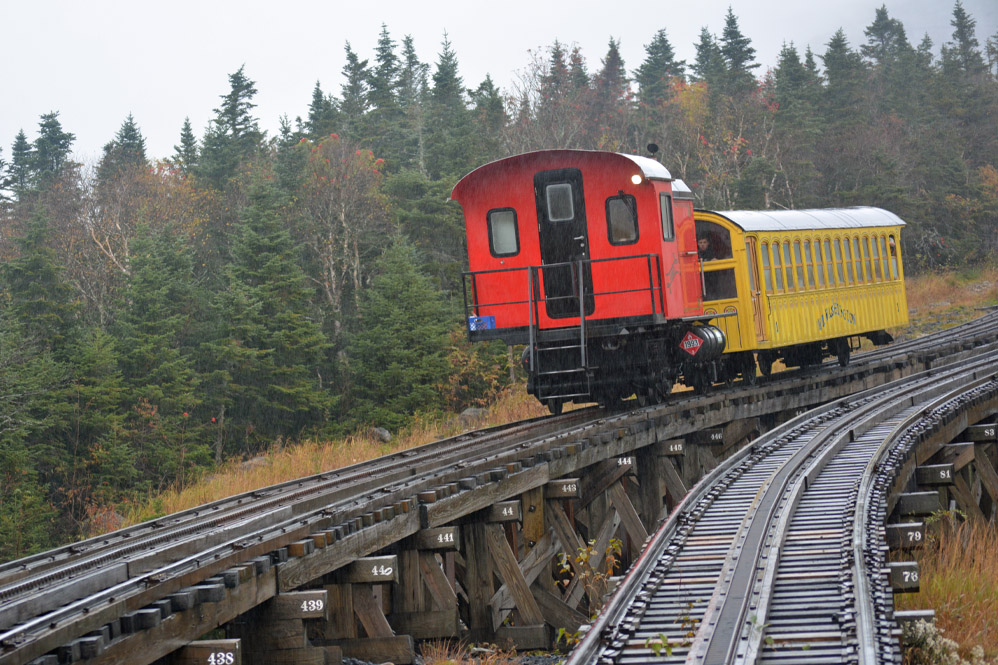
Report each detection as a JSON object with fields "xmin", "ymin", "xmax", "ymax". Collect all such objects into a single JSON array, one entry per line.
[
  {"xmin": 902, "ymin": 267, "xmax": 998, "ymax": 335},
  {"xmin": 116, "ymin": 387, "xmax": 547, "ymax": 528},
  {"xmin": 420, "ymin": 640, "xmax": 519, "ymax": 665},
  {"xmin": 896, "ymin": 516, "xmax": 998, "ymax": 662}
]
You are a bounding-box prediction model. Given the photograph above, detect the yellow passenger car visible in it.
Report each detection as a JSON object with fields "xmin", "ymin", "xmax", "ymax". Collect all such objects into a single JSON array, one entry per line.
[{"xmin": 692, "ymin": 207, "xmax": 908, "ymax": 381}]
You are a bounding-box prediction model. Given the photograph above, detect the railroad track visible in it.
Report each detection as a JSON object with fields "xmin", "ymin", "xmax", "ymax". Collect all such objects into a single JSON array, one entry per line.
[
  {"xmin": 566, "ymin": 345, "xmax": 998, "ymax": 664},
  {"xmin": 1, "ymin": 310, "xmax": 996, "ymax": 665}
]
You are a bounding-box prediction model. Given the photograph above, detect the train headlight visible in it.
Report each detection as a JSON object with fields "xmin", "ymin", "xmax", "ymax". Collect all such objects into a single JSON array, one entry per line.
[{"xmin": 631, "ymin": 174, "xmax": 643, "ymax": 185}]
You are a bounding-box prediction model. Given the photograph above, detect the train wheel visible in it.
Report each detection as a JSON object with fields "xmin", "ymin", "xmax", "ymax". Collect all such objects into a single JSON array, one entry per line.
[
  {"xmin": 836, "ymin": 339, "xmax": 851, "ymax": 367},
  {"xmin": 547, "ymin": 399, "xmax": 564, "ymax": 415},
  {"xmin": 691, "ymin": 373, "xmax": 711, "ymax": 394},
  {"xmin": 636, "ymin": 389, "xmax": 651, "ymax": 407},
  {"xmin": 741, "ymin": 353, "xmax": 759, "ymax": 385},
  {"xmin": 758, "ymin": 351, "xmax": 774, "ymax": 378},
  {"xmin": 655, "ymin": 377, "xmax": 674, "ymax": 401}
]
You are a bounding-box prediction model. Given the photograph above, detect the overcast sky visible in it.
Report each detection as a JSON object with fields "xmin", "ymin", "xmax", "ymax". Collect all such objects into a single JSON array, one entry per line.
[{"xmin": 2, "ymin": 0, "xmax": 996, "ymax": 162}]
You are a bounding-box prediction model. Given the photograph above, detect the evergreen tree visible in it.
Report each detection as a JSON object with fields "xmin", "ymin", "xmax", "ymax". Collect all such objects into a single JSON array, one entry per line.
[
  {"xmin": 115, "ymin": 227, "xmax": 208, "ymax": 484},
  {"xmin": 862, "ymin": 5, "xmax": 911, "ymax": 67},
  {"xmin": 0, "ymin": 312, "xmax": 61, "ymax": 559},
  {"xmin": 589, "ymin": 38, "xmax": 630, "ymax": 148},
  {"xmin": 172, "ymin": 117, "xmax": 199, "ymax": 174},
  {"xmin": 425, "ymin": 33, "xmax": 474, "ymax": 177},
  {"xmin": 305, "ymin": 81, "xmax": 339, "ymax": 138},
  {"xmin": 942, "ymin": 1, "xmax": 986, "ymax": 76},
  {"xmin": 397, "ymin": 35, "xmax": 430, "ymax": 173},
  {"xmin": 0, "ymin": 148, "xmax": 9, "ymax": 205},
  {"xmin": 469, "ymin": 75, "xmax": 507, "ymax": 162},
  {"xmin": 32, "ymin": 112, "xmax": 75, "ymax": 184},
  {"xmin": 430, "ymin": 33, "xmax": 465, "ymax": 110},
  {"xmin": 366, "ymin": 25, "xmax": 410, "ymax": 168},
  {"xmin": 634, "ymin": 29, "xmax": 686, "ymax": 107},
  {"xmin": 207, "ymin": 179, "xmax": 331, "ymax": 453},
  {"xmin": 8, "ymin": 130, "xmax": 33, "ymax": 195},
  {"xmin": 62, "ymin": 329, "xmax": 131, "ymax": 519},
  {"xmin": 368, "ymin": 24, "xmax": 400, "ymax": 113},
  {"xmin": 98, "ymin": 114, "xmax": 147, "ymax": 182},
  {"xmin": 198, "ymin": 66, "xmax": 262, "ymax": 188},
  {"xmin": 821, "ymin": 29, "xmax": 867, "ymax": 120},
  {"xmin": 719, "ymin": 8, "xmax": 760, "ymax": 96},
  {"xmin": 0, "ymin": 210, "xmax": 79, "ymax": 358},
  {"xmin": 347, "ymin": 235, "xmax": 451, "ymax": 430},
  {"xmin": 568, "ymin": 46, "xmax": 590, "ymax": 89},
  {"xmin": 691, "ymin": 27, "xmax": 725, "ymax": 85},
  {"xmin": 340, "ymin": 43, "xmax": 370, "ymax": 140}
]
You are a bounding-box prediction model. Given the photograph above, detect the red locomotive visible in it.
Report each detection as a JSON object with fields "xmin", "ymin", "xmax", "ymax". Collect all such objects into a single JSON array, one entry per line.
[{"xmin": 452, "ymin": 149, "xmax": 725, "ymax": 413}]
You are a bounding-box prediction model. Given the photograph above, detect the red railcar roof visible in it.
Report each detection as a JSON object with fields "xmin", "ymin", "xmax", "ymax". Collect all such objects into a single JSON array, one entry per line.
[{"xmin": 450, "ymin": 149, "xmax": 673, "ymax": 202}]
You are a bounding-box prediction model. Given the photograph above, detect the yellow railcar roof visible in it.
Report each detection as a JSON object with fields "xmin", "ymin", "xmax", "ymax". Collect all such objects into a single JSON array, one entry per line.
[{"xmin": 702, "ymin": 207, "xmax": 906, "ymax": 232}]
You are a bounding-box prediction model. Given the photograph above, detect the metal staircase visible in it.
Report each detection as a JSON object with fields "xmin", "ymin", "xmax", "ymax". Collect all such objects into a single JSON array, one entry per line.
[{"xmin": 527, "ymin": 264, "xmax": 593, "ymax": 404}]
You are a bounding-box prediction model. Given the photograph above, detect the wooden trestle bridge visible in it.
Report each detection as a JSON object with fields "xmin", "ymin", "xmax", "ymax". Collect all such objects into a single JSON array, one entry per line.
[{"xmin": 1, "ymin": 312, "xmax": 997, "ymax": 665}]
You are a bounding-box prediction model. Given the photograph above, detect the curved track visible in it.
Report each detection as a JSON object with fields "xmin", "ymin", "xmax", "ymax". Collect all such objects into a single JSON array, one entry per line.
[{"xmin": 567, "ymin": 344, "xmax": 998, "ymax": 664}]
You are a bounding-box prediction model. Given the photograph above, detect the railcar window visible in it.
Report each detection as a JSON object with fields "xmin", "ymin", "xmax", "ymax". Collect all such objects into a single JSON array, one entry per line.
[
  {"xmin": 888, "ymin": 235, "xmax": 899, "ymax": 279},
  {"xmin": 695, "ymin": 221, "xmax": 732, "ymax": 261},
  {"xmin": 660, "ymin": 194, "xmax": 675, "ymax": 240},
  {"xmin": 762, "ymin": 242, "xmax": 773, "ymax": 291},
  {"xmin": 606, "ymin": 195, "xmax": 639, "ymax": 245},
  {"xmin": 812, "ymin": 240, "xmax": 824, "ymax": 287},
  {"xmin": 862, "ymin": 237, "xmax": 873, "ymax": 282},
  {"xmin": 487, "ymin": 208, "xmax": 519, "ymax": 257},
  {"xmin": 746, "ymin": 241, "xmax": 757, "ymax": 292},
  {"xmin": 871, "ymin": 237, "xmax": 882, "ymax": 280},
  {"xmin": 771, "ymin": 243, "xmax": 784, "ymax": 291},
  {"xmin": 848, "ymin": 238, "xmax": 856, "ymax": 284},
  {"xmin": 836, "ymin": 239, "xmax": 847, "ymax": 284},
  {"xmin": 546, "ymin": 183, "xmax": 575, "ymax": 222},
  {"xmin": 704, "ymin": 269, "xmax": 738, "ymax": 301},
  {"xmin": 824, "ymin": 239, "xmax": 836, "ymax": 285},
  {"xmin": 797, "ymin": 240, "xmax": 812, "ymax": 288},
  {"xmin": 878, "ymin": 236, "xmax": 889, "ymax": 280},
  {"xmin": 852, "ymin": 238, "xmax": 864, "ymax": 282},
  {"xmin": 783, "ymin": 241, "xmax": 796, "ymax": 290}
]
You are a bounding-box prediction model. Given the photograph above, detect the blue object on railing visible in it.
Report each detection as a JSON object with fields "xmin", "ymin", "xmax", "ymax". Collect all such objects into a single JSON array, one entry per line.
[{"xmin": 468, "ymin": 315, "xmax": 496, "ymax": 331}]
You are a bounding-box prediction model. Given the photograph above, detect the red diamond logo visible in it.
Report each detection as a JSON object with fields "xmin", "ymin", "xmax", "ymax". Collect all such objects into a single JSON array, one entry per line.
[{"xmin": 680, "ymin": 331, "xmax": 703, "ymax": 356}]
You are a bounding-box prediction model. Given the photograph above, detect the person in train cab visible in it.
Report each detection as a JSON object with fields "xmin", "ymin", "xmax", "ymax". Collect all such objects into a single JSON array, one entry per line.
[{"xmin": 697, "ymin": 231, "xmax": 719, "ymax": 261}]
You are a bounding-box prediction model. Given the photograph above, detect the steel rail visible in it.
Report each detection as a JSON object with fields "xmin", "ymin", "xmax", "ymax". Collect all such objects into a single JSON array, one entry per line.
[{"xmin": 567, "ymin": 349, "xmax": 998, "ymax": 665}]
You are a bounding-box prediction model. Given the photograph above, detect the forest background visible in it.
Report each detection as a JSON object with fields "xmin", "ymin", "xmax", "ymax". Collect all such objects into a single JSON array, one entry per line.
[{"xmin": 1, "ymin": 3, "xmax": 996, "ymax": 561}]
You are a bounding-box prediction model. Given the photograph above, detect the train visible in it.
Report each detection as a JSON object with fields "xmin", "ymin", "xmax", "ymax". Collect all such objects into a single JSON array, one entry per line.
[{"xmin": 451, "ymin": 149, "xmax": 909, "ymax": 413}]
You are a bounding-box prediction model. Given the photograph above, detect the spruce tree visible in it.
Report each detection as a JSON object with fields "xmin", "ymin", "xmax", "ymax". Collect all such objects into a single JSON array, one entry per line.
[
  {"xmin": 425, "ymin": 33, "xmax": 474, "ymax": 177},
  {"xmin": 0, "ymin": 210, "xmax": 79, "ymax": 358},
  {"xmin": 719, "ymin": 8, "xmax": 759, "ymax": 96},
  {"xmin": 172, "ymin": 117, "xmax": 199, "ymax": 174},
  {"xmin": 8, "ymin": 130, "xmax": 33, "ymax": 195},
  {"xmin": 692, "ymin": 28, "xmax": 725, "ymax": 85},
  {"xmin": 589, "ymin": 38, "xmax": 629, "ymax": 148},
  {"xmin": 207, "ymin": 179, "xmax": 330, "ymax": 452},
  {"xmin": 942, "ymin": 1, "xmax": 986, "ymax": 76},
  {"xmin": 306, "ymin": 82, "xmax": 339, "ymax": 138},
  {"xmin": 397, "ymin": 35, "xmax": 429, "ymax": 172},
  {"xmin": 347, "ymin": 235, "xmax": 451, "ymax": 430},
  {"xmin": 0, "ymin": 312, "xmax": 61, "ymax": 558},
  {"xmin": 32, "ymin": 112, "xmax": 75, "ymax": 184},
  {"xmin": 340, "ymin": 43, "xmax": 370, "ymax": 140},
  {"xmin": 198, "ymin": 66, "xmax": 262, "ymax": 188},
  {"xmin": 635, "ymin": 29, "xmax": 686, "ymax": 107},
  {"xmin": 98, "ymin": 114, "xmax": 147, "ymax": 182},
  {"xmin": 115, "ymin": 227, "xmax": 208, "ymax": 483}
]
